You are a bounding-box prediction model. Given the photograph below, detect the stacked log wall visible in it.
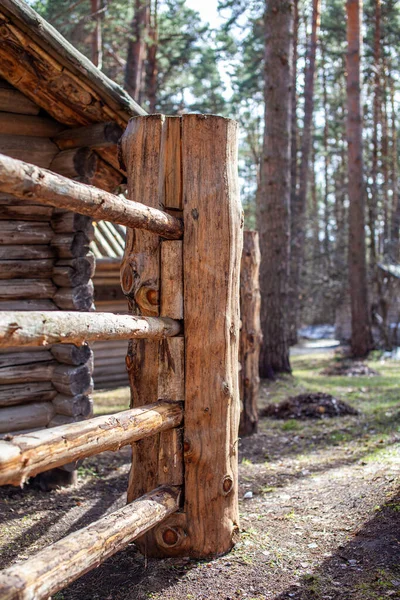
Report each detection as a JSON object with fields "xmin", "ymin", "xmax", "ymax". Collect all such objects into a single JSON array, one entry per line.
[{"xmin": 0, "ymin": 79, "xmax": 95, "ymax": 437}]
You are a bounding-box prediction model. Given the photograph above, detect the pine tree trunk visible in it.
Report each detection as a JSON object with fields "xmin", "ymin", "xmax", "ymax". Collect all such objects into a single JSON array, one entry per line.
[
  {"xmin": 288, "ymin": 0, "xmax": 299, "ymax": 345},
  {"xmin": 146, "ymin": 1, "xmax": 158, "ymax": 113},
  {"xmin": 258, "ymin": 0, "xmax": 293, "ymax": 378},
  {"xmin": 125, "ymin": 0, "xmax": 150, "ymax": 102},
  {"xmin": 91, "ymin": 0, "xmax": 103, "ymax": 69},
  {"xmin": 290, "ymin": 0, "xmax": 321, "ymax": 343},
  {"xmin": 389, "ymin": 70, "xmax": 399, "ymax": 260},
  {"xmin": 346, "ymin": 0, "xmax": 372, "ymax": 357}
]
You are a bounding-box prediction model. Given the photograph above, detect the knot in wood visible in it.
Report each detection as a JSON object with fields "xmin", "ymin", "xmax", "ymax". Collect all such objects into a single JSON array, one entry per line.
[
  {"xmin": 222, "ymin": 382, "xmax": 231, "ymax": 397},
  {"xmin": 160, "ymin": 527, "xmax": 181, "ymax": 547},
  {"xmin": 222, "ymin": 475, "xmax": 234, "ymax": 496}
]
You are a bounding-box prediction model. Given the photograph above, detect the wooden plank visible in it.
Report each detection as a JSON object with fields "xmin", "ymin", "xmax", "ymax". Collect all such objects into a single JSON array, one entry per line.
[
  {"xmin": 239, "ymin": 231, "xmax": 262, "ymax": 436},
  {"xmin": 0, "ymin": 361, "xmax": 55, "ymax": 384},
  {"xmin": 0, "ymin": 112, "xmax": 64, "ymax": 136},
  {"xmin": 0, "ymin": 350, "xmax": 52, "ymax": 368},
  {"xmin": 161, "ymin": 117, "xmax": 182, "ymax": 210},
  {"xmin": 0, "ymin": 221, "xmax": 53, "ymax": 245},
  {"xmin": 0, "ymin": 401, "xmax": 183, "ymax": 485},
  {"xmin": 0, "ymin": 299, "xmax": 57, "ymax": 311},
  {"xmin": 120, "ymin": 115, "xmax": 165, "ymax": 505},
  {"xmin": 0, "ymin": 88, "xmax": 39, "ymax": 115},
  {"xmin": 0, "ymin": 383, "xmax": 56, "ymax": 408},
  {"xmin": 0, "ymin": 402, "xmax": 55, "ymax": 434},
  {"xmin": 0, "ymin": 279, "xmax": 56, "ymax": 299},
  {"xmin": 122, "ymin": 115, "xmax": 185, "ymax": 557},
  {"xmin": 53, "ymin": 122, "xmax": 123, "ymax": 150},
  {"xmin": 181, "ymin": 114, "xmax": 242, "ymax": 557},
  {"xmin": 0, "ymin": 486, "xmax": 179, "ymax": 600},
  {"xmin": 0, "ymin": 154, "xmax": 183, "ymax": 239},
  {"xmin": 0, "ymin": 134, "xmax": 58, "ymax": 168},
  {"xmin": 0, "ymin": 311, "xmax": 182, "ymax": 347},
  {"xmin": 160, "ymin": 241, "xmax": 183, "ymax": 319},
  {"xmin": 0, "ymin": 204, "xmax": 53, "ymax": 221},
  {"xmin": 0, "ymin": 245, "xmax": 55, "ymax": 260},
  {"xmin": 0, "ymin": 259, "xmax": 53, "ymax": 279}
]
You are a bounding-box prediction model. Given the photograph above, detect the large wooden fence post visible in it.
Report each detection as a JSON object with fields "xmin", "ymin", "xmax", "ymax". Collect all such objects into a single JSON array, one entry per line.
[
  {"xmin": 239, "ymin": 230, "xmax": 262, "ymax": 436},
  {"xmin": 120, "ymin": 114, "xmax": 242, "ymax": 559},
  {"xmin": 182, "ymin": 114, "xmax": 242, "ymax": 557}
]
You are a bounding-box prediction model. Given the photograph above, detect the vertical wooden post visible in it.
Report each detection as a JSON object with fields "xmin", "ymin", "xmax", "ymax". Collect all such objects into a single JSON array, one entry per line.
[
  {"xmin": 120, "ymin": 115, "xmax": 185, "ymax": 556},
  {"xmin": 121, "ymin": 114, "xmax": 242, "ymax": 559},
  {"xmin": 239, "ymin": 230, "xmax": 262, "ymax": 436},
  {"xmin": 182, "ymin": 114, "xmax": 242, "ymax": 557}
]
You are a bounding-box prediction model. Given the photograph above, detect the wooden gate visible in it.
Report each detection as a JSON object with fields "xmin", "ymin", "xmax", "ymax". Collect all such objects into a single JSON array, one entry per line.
[{"xmin": 0, "ymin": 114, "xmax": 243, "ymax": 599}]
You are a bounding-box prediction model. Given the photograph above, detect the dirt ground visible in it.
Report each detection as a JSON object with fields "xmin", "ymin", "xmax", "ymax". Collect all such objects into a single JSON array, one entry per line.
[{"xmin": 1, "ymin": 349, "xmax": 400, "ymax": 600}]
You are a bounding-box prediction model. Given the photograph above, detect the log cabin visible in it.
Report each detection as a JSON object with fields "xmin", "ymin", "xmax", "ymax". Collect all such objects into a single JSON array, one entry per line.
[{"xmin": 0, "ymin": 0, "xmax": 144, "ymax": 467}]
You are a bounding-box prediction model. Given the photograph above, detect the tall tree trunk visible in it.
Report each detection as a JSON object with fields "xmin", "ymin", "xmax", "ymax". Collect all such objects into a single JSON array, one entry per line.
[
  {"xmin": 290, "ymin": 0, "xmax": 321, "ymax": 341},
  {"xmin": 146, "ymin": 0, "xmax": 158, "ymax": 112},
  {"xmin": 258, "ymin": 0, "xmax": 293, "ymax": 378},
  {"xmin": 125, "ymin": 0, "xmax": 150, "ymax": 102},
  {"xmin": 381, "ymin": 67, "xmax": 390, "ymax": 255},
  {"xmin": 389, "ymin": 69, "xmax": 399, "ymax": 260},
  {"xmin": 288, "ymin": 0, "xmax": 299, "ymax": 345},
  {"xmin": 346, "ymin": 0, "xmax": 372, "ymax": 357},
  {"xmin": 369, "ymin": 0, "xmax": 381, "ymax": 266},
  {"xmin": 322, "ymin": 44, "xmax": 330, "ymax": 263},
  {"xmin": 91, "ymin": 0, "xmax": 103, "ymax": 69}
]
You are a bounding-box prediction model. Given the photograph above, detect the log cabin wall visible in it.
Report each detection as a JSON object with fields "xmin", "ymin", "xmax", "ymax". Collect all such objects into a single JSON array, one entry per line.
[
  {"xmin": 91, "ymin": 223, "xmax": 130, "ymax": 389},
  {"xmin": 0, "ymin": 79, "xmax": 97, "ymax": 436}
]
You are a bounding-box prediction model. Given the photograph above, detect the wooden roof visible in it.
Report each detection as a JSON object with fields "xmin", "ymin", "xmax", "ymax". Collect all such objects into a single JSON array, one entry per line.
[{"xmin": 0, "ymin": 0, "xmax": 146, "ymax": 129}]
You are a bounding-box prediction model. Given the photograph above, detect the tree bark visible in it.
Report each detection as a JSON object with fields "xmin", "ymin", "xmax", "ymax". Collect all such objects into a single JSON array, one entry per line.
[
  {"xmin": 125, "ymin": 0, "xmax": 150, "ymax": 102},
  {"xmin": 346, "ymin": 0, "xmax": 372, "ymax": 357},
  {"xmin": 290, "ymin": 0, "xmax": 321, "ymax": 345},
  {"xmin": 239, "ymin": 231, "xmax": 261, "ymax": 436},
  {"xmin": 258, "ymin": 0, "xmax": 293, "ymax": 377}
]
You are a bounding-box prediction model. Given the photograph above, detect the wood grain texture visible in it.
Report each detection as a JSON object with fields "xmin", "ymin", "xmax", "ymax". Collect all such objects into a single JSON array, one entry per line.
[
  {"xmin": 0, "ymin": 486, "xmax": 180, "ymax": 600},
  {"xmin": 0, "ymin": 311, "xmax": 181, "ymax": 347},
  {"xmin": 181, "ymin": 114, "xmax": 242, "ymax": 557},
  {"xmin": 239, "ymin": 231, "xmax": 262, "ymax": 436},
  {"xmin": 0, "ymin": 402, "xmax": 55, "ymax": 435},
  {"xmin": 0, "ymin": 402, "xmax": 183, "ymax": 485},
  {"xmin": 0, "ymin": 154, "xmax": 182, "ymax": 239},
  {"xmin": 121, "ymin": 117, "xmax": 185, "ymax": 558},
  {"xmin": 0, "ymin": 383, "xmax": 56, "ymax": 408},
  {"xmin": 121, "ymin": 116, "xmax": 165, "ymax": 506},
  {"xmin": 0, "ymin": 112, "xmax": 64, "ymax": 136}
]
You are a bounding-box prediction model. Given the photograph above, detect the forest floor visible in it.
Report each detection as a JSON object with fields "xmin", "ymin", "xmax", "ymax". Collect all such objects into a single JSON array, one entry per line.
[{"xmin": 1, "ymin": 348, "xmax": 400, "ymax": 599}]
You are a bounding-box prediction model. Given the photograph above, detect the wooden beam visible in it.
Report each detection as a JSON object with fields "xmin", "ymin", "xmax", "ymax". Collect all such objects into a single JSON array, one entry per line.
[
  {"xmin": 181, "ymin": 114, "xmax": 242, "ymax": 557},
  {"xmin": 121, "ymin": 116, "xmax": 186, "ymax": 557},
  {"xmin": 0, "ymin": 134, "xmax": 59, "ymax": 168},
  {"xmin": 0, "ymin": 311, "xmax": 182, "ymax": 348},
  {"xmin": 0, "ymin": 112, "xmax": 64, "ymax": 136},
  {"xmin": 0, "ymin": 402, "xmax": 55, "ymax": 435},
  {"xmin": 0, "ymin": 401, "xmax": 183, "ymax": 485},
  {"xmin": 0, "ymin": 0, "xmax": 146, "ymax": 125},
  {"xmin": 0, "ymin": 486, "xmax": 179, "ymax": 600},
  {"xmin": 0, "ymin": 154, "xmax": 183, "ymax": 240},
  {"xmin": 53, "ymin": 122, "xmax": 123, "ymax": 150}
]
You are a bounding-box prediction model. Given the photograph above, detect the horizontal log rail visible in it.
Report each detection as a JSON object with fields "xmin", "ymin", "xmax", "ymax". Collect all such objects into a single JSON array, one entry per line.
[
  {"xmin": 0, "ymin": 485, "xmax": 180, "ymax": 600},
  {"xmin": 0, "ymin": 401, "xmax": 183, "ymax": 486},
  {"xmin": 0, "ymin": 154, "xmax": 183, "ymax": 240},
  {"xmin": 0, "ymin": 311, "xmax": 182, "ymax": 347}
]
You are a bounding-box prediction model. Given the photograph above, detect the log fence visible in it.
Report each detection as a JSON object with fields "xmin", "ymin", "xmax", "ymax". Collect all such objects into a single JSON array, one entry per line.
[{"xmin": 0, "ymin": 114, "xmax": 243, "ymax": 598}]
